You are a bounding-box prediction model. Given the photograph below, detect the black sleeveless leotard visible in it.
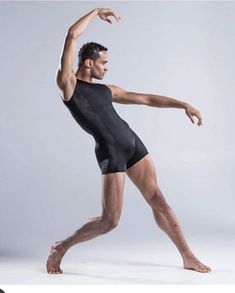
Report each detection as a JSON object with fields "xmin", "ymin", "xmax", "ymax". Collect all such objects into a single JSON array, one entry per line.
[{"xmin": 62, "ymin": 79, "xmax": 149, "ymax": 174}]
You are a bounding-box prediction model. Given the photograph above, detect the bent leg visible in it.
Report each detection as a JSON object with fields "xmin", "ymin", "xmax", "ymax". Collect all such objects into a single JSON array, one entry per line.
[
  {"xmin": 126, "ymin": 154, "xmax": 211, "ymax": 273},
  {"xmin": 46, "ymin": 171, "xmax": 126, "ymax": 274}
]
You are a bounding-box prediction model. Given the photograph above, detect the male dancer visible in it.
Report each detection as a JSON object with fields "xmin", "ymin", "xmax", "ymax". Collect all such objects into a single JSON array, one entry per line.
[{"xmin": 47, "ymin": 8, "xmax": 211, "ymax": 274}]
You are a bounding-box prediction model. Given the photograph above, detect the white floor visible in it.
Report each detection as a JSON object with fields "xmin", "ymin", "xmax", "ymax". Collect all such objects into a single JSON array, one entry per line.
[{"xmin": 0, "ymin": 236, "xmax": 234, "ymax": 285}]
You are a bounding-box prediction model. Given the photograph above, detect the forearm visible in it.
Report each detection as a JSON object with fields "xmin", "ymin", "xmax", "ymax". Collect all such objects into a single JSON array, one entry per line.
[
  {"xmin": 147, "ymin": 94, "xmax": 187, "ymax": 109},
  {"xmin": 68, "ymin": 8, "xmax": 99, "ymax": 37}
]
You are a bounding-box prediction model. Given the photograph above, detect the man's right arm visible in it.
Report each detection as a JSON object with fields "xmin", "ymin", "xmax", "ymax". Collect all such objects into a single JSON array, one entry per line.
[
  {"xmin": 56, "ymin": 8, "xmax": 99, "ymax": 88},
  {"xmin": 56, "ymin": 8, "xmax": 121, "ymax": 88}
]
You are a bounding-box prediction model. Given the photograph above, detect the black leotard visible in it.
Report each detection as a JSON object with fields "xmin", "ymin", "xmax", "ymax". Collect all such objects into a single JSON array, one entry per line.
[{"xmin": 62, "ymin": 79, "xmax": 148, "ymax": 174}]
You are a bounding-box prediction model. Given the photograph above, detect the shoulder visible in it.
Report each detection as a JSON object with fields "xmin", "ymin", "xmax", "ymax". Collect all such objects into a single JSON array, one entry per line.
[{"xmin": 104, "ymin": 84, "xmax": 127, "ymax": 97}]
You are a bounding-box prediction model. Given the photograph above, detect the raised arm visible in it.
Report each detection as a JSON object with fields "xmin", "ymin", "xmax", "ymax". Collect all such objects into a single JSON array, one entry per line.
[
  {"xmin": 106, "ymin": 84, "xmax": 203, "ymax": 127},
  {"xmin": 56, "ymin": 8, "xmax": 121, "ymax": 87}
]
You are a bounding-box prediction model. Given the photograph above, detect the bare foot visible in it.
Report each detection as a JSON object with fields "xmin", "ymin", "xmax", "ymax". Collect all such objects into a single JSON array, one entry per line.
[
  {"xmin": 183, "ymin": 255, "xmax": 211, "ymax": 273},
  {"xmin": 46, "ymin": 241, "xmax": 67, "ymax": 274}
]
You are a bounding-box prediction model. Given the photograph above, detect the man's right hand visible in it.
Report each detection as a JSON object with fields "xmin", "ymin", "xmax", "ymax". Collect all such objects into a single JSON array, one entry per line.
[{"xmin": 97, "ymin": 8, "xmax": 121, "ymax": 24}]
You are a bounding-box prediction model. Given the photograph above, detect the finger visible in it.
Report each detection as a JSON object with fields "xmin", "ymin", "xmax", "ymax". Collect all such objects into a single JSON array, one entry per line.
[
  {"xmin": 105, "ymin": 18, "xmax": 112, "ymax": 24},
  {"xmin": 188, "ymin": 114, "xmax": 194, "ymax": 124},
  {"xmin": 198, "ymin": 118, "xmax": 203, "ymax": 126},
  {"xmin": 195, "ymin": 112, "xmax": 202, "ymax": 126},
  {"xmin": 109, "ymin": 9, "xmax": 121, "ymax": 22},
  {"xmin": 114, "ymin": 14, "xmax": 121, "ymax": 22}
]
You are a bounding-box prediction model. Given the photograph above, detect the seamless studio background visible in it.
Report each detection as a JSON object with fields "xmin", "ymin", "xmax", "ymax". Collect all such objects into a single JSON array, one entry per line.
[{"xmin": 0, "ymin": 0, "xmax": 235, "ymax": 284}]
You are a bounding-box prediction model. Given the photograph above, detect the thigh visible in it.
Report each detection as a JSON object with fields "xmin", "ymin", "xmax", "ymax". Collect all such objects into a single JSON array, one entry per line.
[
  {"xmin": 101, "ymin": 172, "xmax": 126, "ymax": 222},
  {"xmin": 126, "ymin": 154, "xmax": 159, "ymax": 202}
]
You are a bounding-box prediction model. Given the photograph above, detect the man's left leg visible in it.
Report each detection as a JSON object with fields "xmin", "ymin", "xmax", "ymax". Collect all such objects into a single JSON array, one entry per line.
[{"xmin": 126, "ymin": 154, "xmax": 211, "ymax": 273}]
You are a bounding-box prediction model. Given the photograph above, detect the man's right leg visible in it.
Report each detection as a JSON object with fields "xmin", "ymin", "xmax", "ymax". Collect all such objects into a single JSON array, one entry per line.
[{"xmin": 46, "ymin": 172, "xmax": 126, "ymax": 274}]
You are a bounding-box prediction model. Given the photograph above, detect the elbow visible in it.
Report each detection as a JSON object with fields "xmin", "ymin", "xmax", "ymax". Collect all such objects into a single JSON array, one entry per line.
[{"xmin": 67, "ymin": 29, "xmax": 79, "ymax": 39}]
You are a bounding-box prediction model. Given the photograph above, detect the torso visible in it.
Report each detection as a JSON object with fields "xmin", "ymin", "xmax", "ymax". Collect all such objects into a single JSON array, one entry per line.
[
  {"xmin": 58, "ymin": 77, "xmax": 148, "ymax": 174},
  {"xmin": 60, "ymin": 77, "xmax": 134, "ymax": 142}
]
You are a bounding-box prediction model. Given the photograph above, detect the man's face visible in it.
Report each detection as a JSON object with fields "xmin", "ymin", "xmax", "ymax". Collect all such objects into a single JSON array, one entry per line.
[{"xmin": 91, "ymin": 51, "xmax": 108, "ymax": 80}]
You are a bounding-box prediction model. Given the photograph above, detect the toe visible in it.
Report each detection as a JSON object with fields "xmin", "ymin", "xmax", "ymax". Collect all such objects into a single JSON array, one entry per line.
[
  {"xmin": 200, "ymin": 266, "xmax": 209, "ymax": 273},
  {"xmin": 47, "ymin": 267, "xmax": 63, "ymax": 274},
  {"xmin": 202, "ymin": 268, "xmax": 207, "ymax": 273},
  {"xmin": 201, "ymin": 265, "xmax": 211, "ymax": 273}
]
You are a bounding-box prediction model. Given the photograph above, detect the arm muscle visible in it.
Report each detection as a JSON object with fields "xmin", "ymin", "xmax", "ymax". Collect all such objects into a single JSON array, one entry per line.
[
  {"xmin": 56, "ymin": 31, "xmax": 78, "ymax": 87},
  {"xmin": 106, "ymin": 84, "xmax": 149, "ymax": 105}
]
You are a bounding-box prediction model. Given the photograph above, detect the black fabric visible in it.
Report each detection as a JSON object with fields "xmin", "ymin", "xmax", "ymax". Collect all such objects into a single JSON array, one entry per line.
[{"xmin": 62, "ymin": 79, "xmax": 149, "ymax": 174}]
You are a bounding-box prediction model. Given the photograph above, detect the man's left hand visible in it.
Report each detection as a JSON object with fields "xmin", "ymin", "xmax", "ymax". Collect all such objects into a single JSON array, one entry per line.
[{"xmin": 184, "ymin": 104, "xmax": 203, "ymax": 127}]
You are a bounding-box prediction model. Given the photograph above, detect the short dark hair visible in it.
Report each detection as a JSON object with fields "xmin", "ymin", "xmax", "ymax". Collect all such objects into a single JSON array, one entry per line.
[{"xmin": 78, "ymin": 42, "xmax": 108, "ymax": 67}]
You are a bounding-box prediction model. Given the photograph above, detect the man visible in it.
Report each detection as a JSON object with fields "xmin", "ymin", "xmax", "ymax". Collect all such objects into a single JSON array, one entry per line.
[{"xmin": 46, "ymin": 8, "xmax": 211, "ymax": 274}]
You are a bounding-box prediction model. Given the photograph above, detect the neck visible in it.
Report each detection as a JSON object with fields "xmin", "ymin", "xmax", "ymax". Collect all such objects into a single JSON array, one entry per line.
[{"xmin": 75, "ymin": 68, "xmax": 93, "ymax": 83}]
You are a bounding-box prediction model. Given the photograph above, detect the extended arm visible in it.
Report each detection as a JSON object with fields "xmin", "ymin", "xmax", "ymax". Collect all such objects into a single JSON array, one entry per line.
[
  {"xmin": 107, "ymin": 84, "xmax": 202, "ymax": 126},
  {"xmin": 147, "ymin": 93, "xmax": 202, "ymax": 126},
  {"xmin": 56, "ymin": 8, "xmax": 120, "ymax": 86}
]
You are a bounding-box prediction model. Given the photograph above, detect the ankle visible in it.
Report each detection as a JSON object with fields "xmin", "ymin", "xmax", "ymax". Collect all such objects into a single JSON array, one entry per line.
[
  {"xmin": 55, "ymin": 240, "xmax": 68, "ymax": 252},
  {"xmin": 181, "ymin": 250, "xmax": 195, "ymax": 260}
]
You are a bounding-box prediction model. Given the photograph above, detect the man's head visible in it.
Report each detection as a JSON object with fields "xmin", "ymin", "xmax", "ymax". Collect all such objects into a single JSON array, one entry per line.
[{"xmin": 78, "ymin": 42, "xmax": 108, "ymax": 80}]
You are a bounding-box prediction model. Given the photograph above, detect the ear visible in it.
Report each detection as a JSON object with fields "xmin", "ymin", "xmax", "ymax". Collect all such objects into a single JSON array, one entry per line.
[{"xmin": 84, "ymin": 58, "xmax": 93, "ymax": 68}]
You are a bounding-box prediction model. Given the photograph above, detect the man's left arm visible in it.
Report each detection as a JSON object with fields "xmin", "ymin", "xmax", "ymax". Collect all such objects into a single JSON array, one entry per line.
[{"xmin": 106, "ymin": 84, "xmax": 203, "ymax": 127}]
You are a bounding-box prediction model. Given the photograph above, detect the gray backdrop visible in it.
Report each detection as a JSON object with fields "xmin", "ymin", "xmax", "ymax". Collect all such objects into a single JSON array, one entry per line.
[{"xmin": 1, "ymin": 1, "xmax": 234, "ymax": 258}]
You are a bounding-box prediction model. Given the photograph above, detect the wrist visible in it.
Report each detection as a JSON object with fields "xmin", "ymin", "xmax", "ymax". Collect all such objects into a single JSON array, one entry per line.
[
  {"xmin": 93, "ymin": 8, "xmax": 99, "ymax": 15},
  {"xmin": 182, "ymin": 102, "xmax": 189, "ymax": 110}
]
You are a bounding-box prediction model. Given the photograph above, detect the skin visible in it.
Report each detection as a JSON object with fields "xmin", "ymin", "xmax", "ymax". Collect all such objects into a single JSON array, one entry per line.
[{"xmin": 46, "ymin": 8, "xmax": 211, "ymax": 274}]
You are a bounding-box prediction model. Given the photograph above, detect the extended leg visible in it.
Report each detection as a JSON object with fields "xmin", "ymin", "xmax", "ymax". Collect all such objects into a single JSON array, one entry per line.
[
  {"xmin": 46, "ymin": 172, "xmax": 126, "ymax": 274},
  {"xmin": 126, "ymin": 154, "xmax": 211, "ymax": 273}
]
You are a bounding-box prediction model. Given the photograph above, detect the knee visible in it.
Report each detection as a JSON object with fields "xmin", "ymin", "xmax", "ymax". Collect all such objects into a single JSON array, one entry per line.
[
  {"xmin": 148, "ymin": 187, "xmax": 169, "ymax": 212},
  {"xmin": 100, "ymin": 216, "xmax": 119, "ymax": 234}
]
